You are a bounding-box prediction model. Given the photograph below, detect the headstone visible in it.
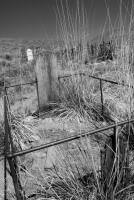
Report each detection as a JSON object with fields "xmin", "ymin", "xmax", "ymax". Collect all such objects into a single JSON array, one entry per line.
[
  {"xmin": 35, "ymin": 52, "xmax": 60, "ymax": 112},
  {"xmin": 27, "ymin": 49, "xmax": 33, "ymax": 62}
]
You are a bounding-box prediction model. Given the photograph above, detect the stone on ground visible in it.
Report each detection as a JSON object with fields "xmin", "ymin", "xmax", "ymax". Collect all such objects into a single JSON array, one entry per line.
[{"xmin": 45, "ymin": 146, "xmax": 58, "ymax": 169}]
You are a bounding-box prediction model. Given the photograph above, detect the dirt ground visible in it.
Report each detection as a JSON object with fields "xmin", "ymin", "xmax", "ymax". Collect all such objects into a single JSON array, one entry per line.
[
  {"xmin": 0, "ymin": 86, "xmax": 104, "ymax": 198},
  {"xmin": 0, "ymin": 113, "xmax": 102, "ymax": 198}
]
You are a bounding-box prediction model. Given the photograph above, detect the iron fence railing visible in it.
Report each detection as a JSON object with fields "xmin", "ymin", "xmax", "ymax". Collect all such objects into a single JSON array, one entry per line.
[
  {"xmin": 4, "ymin": 93, "xmax": 134, "ymax": 199},
  {"xmin": 6, "ymin": 118, "xmax": 134, "ymax": 159},
  {"xmin": 58, "ymin": 72, "xmax": 127, "ymax": 115},
  {"xmin": 5, "ymin": 81, "xmax": 37, "ymax": 89},
  {"xmin": 4, "ymin": 80, "xmax": 39, "ymax": 116},
  {"xmin": 3, "ymin": 73, "xmax": 134, "ymax": 199}
]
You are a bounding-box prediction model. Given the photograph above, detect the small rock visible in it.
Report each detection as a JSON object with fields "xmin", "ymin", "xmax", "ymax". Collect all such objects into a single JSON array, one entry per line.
[
  {"xmin": 101, "ymin": 122, "xmax": 107, "ymax": 127},
  {"xmin": 33, "ymin": 152, "xmax": 46, "ymax": 158},
  {"xmin": 44, "ymin": 118, "xmax": 53, "ymax": 124},
  {"xmin": 71, "ymin": 142, "xmax": 76, "ymax": 149},
  {"xmin": 20, "ymin": 140, "xmax": 28, "ymax": 150},
  {"xmin": 32, "ymin": 152, "xmax": 46, "ymax": 171},
  {"xmin": 45, "ymin": 146, "xmax": 57, "ymax": 169},
  {"xmin": 31, "ymin": 135, "xmax": 40, "ymax": 141},
  {"xmin": 23, "ymin": 116, "xmax": 34, "ymax": 122},
  {"xmin": 69, "ymin": 129, "xmax": 75, "ymax": 133}
]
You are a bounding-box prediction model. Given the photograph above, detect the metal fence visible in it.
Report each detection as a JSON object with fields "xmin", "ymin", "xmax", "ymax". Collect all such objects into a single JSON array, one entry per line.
[
  {"xmin": 3, "ymin": 74, "xmax": 134, "ymax": 199},
  {"xmin": 58, "ymin": 72, "xmax": 126, "ymax": 115}
]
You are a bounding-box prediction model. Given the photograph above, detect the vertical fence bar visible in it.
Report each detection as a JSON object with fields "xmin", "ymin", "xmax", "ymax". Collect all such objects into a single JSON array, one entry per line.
[
  {"xmin": 100, "ymin": 147, "xmax": 105, "ymax": 183},
  {"xmin": 125, "ymin": 119, "xmax": 130, "ymax": 177},
  {"xmin": 4, "ymin": 89, "xmax": 7, "ymax": 200},
  {"xmin": 4, "ymin": 88, "xmax": 10, "ymax": 110},
  {"xmin": 4, "ymin": 91, "xmax": 26, "ymax": 200},
  {"xmin": 35, "ymin": 78, "xmax": 40, "ymax": 118},
  {"xmin": 100, "ymin": 79, "xmax": 104, "ymax": 115},
  {"xmin": 102, "ymin": 131, "xmax": 116, "ymax": 195},
  {"xmin": 113, "ymin": 125, "xmax": 117, "ymax": 153},
  {"xmin": 4, "ymin": 154, "xmax": 7, "ymax": 200},
  {"xmin": 58, "ymin": 77, "xmax": 61, "ymax": 99},
  {"xmin": 101, "ymin": 125, "xmax": 117, "ymax": 195}
]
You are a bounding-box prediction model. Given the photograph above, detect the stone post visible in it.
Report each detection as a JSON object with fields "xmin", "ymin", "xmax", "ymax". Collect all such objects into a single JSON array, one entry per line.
[{"xmin": 35, "ymin": 51, "xmax": 60, "ymax": 112}]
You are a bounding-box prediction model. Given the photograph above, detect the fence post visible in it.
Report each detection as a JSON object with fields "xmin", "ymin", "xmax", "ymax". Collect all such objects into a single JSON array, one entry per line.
[
  {"xmin": 35, "ymin": 51, "xmax": 60, "ymax": 112},
  {"xmin": 35, "ymin": 78, "xmax": 40, "ymax": 117},
  {"xmin": 4, "ymin": 93, "xmax": 26, "ymax": 200},
  {"xmin": 100, "ymin": 79, "xmax": 104, "ymax": 115},
  {"xmin": 101, "ymin": 124, "xmax": 130, "ymax": 196},
  {"xmin": 101, "ymin": 132, "xmax": 116, "ymax": 193}
]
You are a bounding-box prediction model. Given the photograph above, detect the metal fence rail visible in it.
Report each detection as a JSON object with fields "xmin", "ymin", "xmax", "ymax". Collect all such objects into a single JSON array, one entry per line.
[
  {"xmin": 5, "ymin": 80, "xmax": 37, "ymax": 89},
  {"xmin": 6, "ymin": 118, "xmax": 134, "ymax": 159},
  {"xmin": 58, "ymin": 72, "xmax": 127, "ymax": 115},
  {"xmin": 4, "ymin": 80, "xmax": 40, "ymax": 117},
  {"xmin": 3, "ymin": 73, "xmax": 134, "ymax": 199}
]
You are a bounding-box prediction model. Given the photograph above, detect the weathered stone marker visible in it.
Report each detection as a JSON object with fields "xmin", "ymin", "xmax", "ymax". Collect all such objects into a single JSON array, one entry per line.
[
  {"xmin": 35, "ymin": 50, "xmax": 90, "ymax": 113},
  {"xmin": 27, "ymin": 48, "xmax": 33, "ymax": 62},
  {"xmin": 35, "ymin": 51, "xmax": 60, "ymax": 112}
]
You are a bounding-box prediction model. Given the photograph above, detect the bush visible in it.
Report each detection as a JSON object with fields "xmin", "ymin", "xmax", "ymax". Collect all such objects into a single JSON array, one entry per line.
[
  {"xmin": 5, "ymin": 54, "xmax": 12, "ymax": 61},
  {"xmin": 21, "ymin": 47, "xmax": 28, "ymax": 63}
]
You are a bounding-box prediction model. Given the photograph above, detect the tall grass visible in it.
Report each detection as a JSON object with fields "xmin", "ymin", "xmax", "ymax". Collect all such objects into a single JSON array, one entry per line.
[
  {"xmin": 43, "ymin": 0, "xmax": 134, "ymax": 199},
  {"xmin": 1, "ymin": 0, "xmax": 134, "ymax": 199},
  {"xmin": 54, "ymin": 0, "xmax": 134, "ymax": 122}
]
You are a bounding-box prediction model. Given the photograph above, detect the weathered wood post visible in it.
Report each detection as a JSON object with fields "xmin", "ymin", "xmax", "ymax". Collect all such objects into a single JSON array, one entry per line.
[
  {"xmin": 101, "ymin": 126, "xmax": 129, "ymax": 196},
  {"xmin": 101, "ymin": 133, "xmax": 116, "ymax": 194},
  {"xmin": 35, "ymin": 51, "xmax": 60, "ymax": 112}
]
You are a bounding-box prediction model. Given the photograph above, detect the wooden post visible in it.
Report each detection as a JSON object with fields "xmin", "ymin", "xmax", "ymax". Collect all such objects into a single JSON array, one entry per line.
[
  {"xmin": 101, "ymin": 135, "xmax": 115, "ymax": 193},
  {"xmin": 101, "ymin": 126, "xmax": 129, "ymax": 196},
  {"xmin": 35, "ymin": 51, "xmax": 60, "ymax": 112}
]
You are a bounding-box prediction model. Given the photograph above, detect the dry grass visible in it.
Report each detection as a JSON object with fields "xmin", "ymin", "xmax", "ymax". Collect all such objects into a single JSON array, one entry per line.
[{"xmin": 1, "ymin": 0, "xmax": 134, "ymax": 199}]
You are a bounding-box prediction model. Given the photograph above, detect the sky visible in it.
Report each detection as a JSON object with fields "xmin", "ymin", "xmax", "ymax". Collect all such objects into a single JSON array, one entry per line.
[{"xmin": 0, "ymin": 0, "xmax": 132, "ymax": 41}]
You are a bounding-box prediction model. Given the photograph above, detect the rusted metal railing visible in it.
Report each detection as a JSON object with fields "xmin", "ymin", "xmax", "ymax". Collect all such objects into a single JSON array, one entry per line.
[
  {"xmin": 3, "ymin": 73, "xmax": 133, "ymax": 199},
  {"xmin": 4, "ymin": 92, "xmax": 133, "ymax": 199},
  {"xmin": 58, "ymin": 72, "xmax": 123, "ymax": 115}
]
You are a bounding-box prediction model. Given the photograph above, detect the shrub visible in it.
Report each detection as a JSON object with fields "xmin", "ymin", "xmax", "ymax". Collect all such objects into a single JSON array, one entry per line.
[
  {"xmin": 21, "ymin": 47, "xmax": 28, "ymax": 63},
  {"xmin": 5, "ymin": 54, "xmax": 12, "ymax": 61}
]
